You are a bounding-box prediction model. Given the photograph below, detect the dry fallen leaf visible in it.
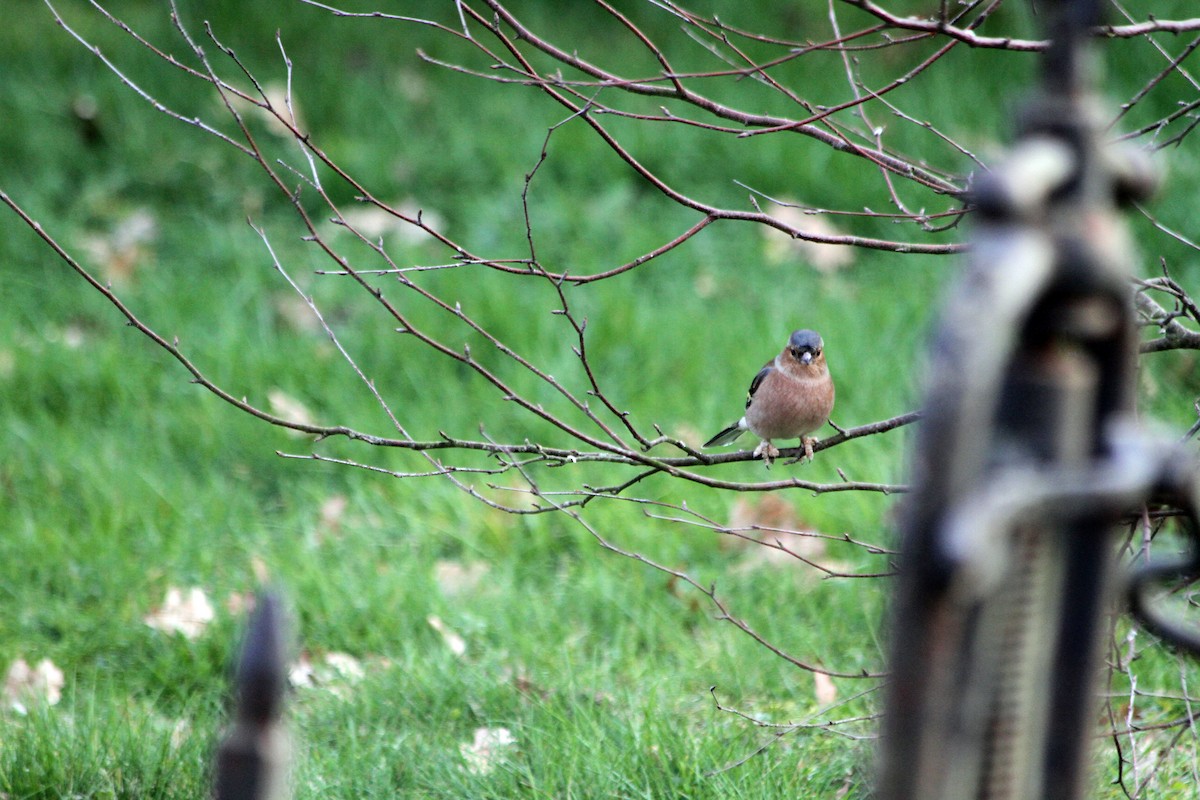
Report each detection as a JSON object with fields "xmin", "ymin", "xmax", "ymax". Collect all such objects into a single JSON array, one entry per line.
[
  {"xmin": 395, "ymin": 68, "xmax": 429, "ymax": 103},
  {"xmin": 671, "ymin": 423, "xmax": 706, "ymax": 450},
  {"xmin": 322, "ymin": 652, "xmax": 365, "ymax": 683},
  {"xmin": 318, "ymin": 494, "xmax": 349, "ymax": 539},
  {"xmin": 267, "ymin": 389, "xmax": 316, "ymax": 435},
  {"xmin": 224, "ymin": 590, "xmax": 256, "ymax": 617},
  {"xmin": 273, "ymin": 293, "xmax": 323, "ymax": 335},
  {"xmin": 433, "ymin": 559, "xmax": 489, "ymax": 596},
  {"xmin": 727, "ymin": 495, "xmax": 828, "ymax": 570},
  {"xmin": 288, "ymin": 653, "xmax": 316, "ymax": 689},
  {"xmin": 814, "ymin": 671, "xmax": 838, "ymax": 707},
  {"xmin": 170, "ymin": 717, "xmax": 191, "ymax": 751},
  {"xmin": 337, "ymin": 200, "xmax": 444, "ymax": 245},
  {"xmin": 226, "ymin": 80, "xmax": 305, "ymax": 138},
  {"xmin": 505, "ymin": 666, "xmax": 550, "ymax": 701},
  {"xmin": 460, "ymin": 726, "xmax": 516, "ymax": 775},
  {"xmin": 427, "ymin": 615, "xmax": 468, "ymax": 657},
  {"xmin": 761, "ymin": 202, "xmax": 855, "ymax": 273},
  {"xmin": 289, "ymin": 651, "xmax": 365, "ymax": 698},
  {"xmin": 728, "ymin": 495, "xmax": 803, "ymax": 539},
  {"xmin": 144, "ymin": 586, "xmax": 215, "ymax": 640},
  {"xmin": 251, "ymin": 556, "xmax": 271, "ymax": 585},
  {"xmin": 692, "ymin": 268, "xmax": 717, "ymax": 299},
  {"xmin": 78, "ymin": 207, "xmax": 158, "ymax": 286},
  {"xmin": 3, "ymin": 658, "xmax": 65, "ymax": 714},
  {"xmin": 43, "ymin": 322, "xmax": 90, "ymax": 350}
]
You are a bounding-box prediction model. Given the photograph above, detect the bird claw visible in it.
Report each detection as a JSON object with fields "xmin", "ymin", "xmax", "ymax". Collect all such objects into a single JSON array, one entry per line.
[
  {"xmin": 783, "ymin": 437, "xmax": 817, "ymax": 465},
  {"xmin": 753, "ymin": 440, "xmax": 780, "ymax": 468}
]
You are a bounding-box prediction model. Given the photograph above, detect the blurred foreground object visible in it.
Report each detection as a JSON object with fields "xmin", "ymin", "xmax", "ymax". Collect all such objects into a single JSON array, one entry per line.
[
  {"xmin": 214, "ymin": 591, "xmax": 290, "ymax": 800},
  {"xmin": 876, "ymin": 1, "xmax": 1200, "ymax": 799}
]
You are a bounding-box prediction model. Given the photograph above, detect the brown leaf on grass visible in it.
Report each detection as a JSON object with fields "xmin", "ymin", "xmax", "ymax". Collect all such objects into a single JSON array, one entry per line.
[
  {"xmin": 814, "ymin": 671, "xmax": 838, "ymax": 706},
  {"xmin": 672, "ymin": 423, "xmax": 706, "ymax": 450},
  {"xmin": 42, "ymin": 321, "xmax": 91, "ymax": 350},
  {"xmin": 322, "ymin": 652, "xmax": 366, "ymax": 683},
  {"xmin": 287, "ymin": 653, "xmax": 316, "ymax": 689},
  {"xmin": 289, "ymin": 651, "xmax": 365, "ymax": 699},
  {"xmin": 318, "ymin": 494, "xmax": 349, "ymax": 538},
  {"xmin": 78, "ymin": 207, "xmax": 158, "ymax": 286},
  {"xmin": 395, "ymin": 68, "xmax": 429, "ymax": 103},
  {"xmin": 144, "ymin": 587, "xmax": 215, "ymax": 640},
  {"xmin": 496, "ymin": 663, "xmax": 551, "ymax": 701},
  {"xmin": 3, "ymin": 658, "xmax": 65, "ymax": 714},
  {"xmin": 727, "ymin": 495, "xmax": 828, "ymax": 568},
  {"xmin": 434, "ymin": 559, "xmax": 489, "ymax": 596},
  {"xmin": 508, "ymin": 669, "xmax": 551, "ymax": 701},
  {"xmin": 427, "ymin": 615, "xmax": 468, "ymax": 657},
  {"xmin": 169, "ymin": 718, "xmax": 191, "ymax": 751},
  {"xmin": 267, "ymin": 389, "xmax": 315, "ymax": 434},
  {"xmin": 224, "ymin": 590, "xmax": 256, "ymax": 617},
  {"xmin": 460, "ymin": 727, "xmax": 517, "ymax": 775},
  {"xmin": 226, "ymin": 81, "xmax": 305, "ymax": 138},
  {"xmin": 728, "ymin": 494, "xmax": 804, "ymax": 538},
  {"xmin": 251, "ymin": 556, "xmax": 271, "ymax": 585},
  {"xmin": 273, "ymin": 293, "xmax": 324, "ymax": 335},
  {"xmin": 692, "ymin": 268, "xmax": 717, "ymax": 299},
  {"xmin": 762, "ymin": 202, "xmax": 855, "ymax": 274},
  {"xmin": 337, "ymin": 200, "xmax": 445, "ymax": 245}
]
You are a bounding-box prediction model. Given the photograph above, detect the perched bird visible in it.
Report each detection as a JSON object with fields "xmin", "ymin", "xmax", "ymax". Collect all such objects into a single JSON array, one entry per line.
[{"xmin": 704, "ymin": 329, "xmax": 835, "ymax": 466}]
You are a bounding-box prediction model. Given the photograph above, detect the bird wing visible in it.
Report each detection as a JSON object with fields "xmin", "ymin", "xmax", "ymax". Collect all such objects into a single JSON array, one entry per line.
[{"xmin": 744, "ymin": 362, "xmax": 774, "ymax": 409}]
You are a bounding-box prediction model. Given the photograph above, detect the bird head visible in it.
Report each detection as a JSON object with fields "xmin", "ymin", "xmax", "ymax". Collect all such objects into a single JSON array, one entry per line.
[{"xmin": 787, "ymin": 329, "xmax": 824, "ymax": 365}]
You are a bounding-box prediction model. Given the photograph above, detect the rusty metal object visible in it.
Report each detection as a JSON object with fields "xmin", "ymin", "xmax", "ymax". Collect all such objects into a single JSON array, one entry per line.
[{"xmin": 876, "ymin": 2, "xmax": 1199, "ymax": 799}]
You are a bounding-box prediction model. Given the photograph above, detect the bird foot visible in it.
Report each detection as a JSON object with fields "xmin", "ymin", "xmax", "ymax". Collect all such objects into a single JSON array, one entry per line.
[
  {"xmin": 753, "ymin": 440, "xmax": 780, "ymax": 468},
  {"xmin": 784, "ymin": 437, "xmax": 817, "ymax": 465}
]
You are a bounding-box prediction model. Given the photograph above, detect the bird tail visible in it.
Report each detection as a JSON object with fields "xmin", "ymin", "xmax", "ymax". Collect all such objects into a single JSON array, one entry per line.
[{"xmin": 704, "ymin": 424, "xmax": 745, "ymax": 448}]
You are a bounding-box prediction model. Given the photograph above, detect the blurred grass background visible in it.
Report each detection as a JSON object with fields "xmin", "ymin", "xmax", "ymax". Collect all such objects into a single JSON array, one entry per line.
[{"xmin": 1, "ymin": 1, "xmax": 1199, "ymax": 797}]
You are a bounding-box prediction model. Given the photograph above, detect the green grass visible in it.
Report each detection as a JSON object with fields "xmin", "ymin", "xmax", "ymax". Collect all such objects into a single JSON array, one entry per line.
[{"xmin": 2, "ymin": 1, "xmax": 1200, "ymax": 797}]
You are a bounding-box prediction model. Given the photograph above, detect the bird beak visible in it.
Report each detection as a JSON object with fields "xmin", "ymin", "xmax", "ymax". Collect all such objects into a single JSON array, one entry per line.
[{"xmin": 800, "ymin": 351, "xmax": 813, "ymax": 365}]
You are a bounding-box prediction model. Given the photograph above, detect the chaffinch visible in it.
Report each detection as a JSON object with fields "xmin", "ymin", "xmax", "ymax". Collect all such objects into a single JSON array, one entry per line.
[{"xmin": 704, "ymin": 329, "xmax": 835, "ymax": 466}]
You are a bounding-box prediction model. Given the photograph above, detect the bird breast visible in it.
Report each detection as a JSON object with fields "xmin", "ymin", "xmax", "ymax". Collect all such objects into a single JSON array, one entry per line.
[{"xmin": 745, "ymin": 364, "xmax": 834, "ymax": 440}]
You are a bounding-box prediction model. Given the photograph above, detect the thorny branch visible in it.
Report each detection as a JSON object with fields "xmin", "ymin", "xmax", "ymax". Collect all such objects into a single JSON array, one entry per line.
[{"xmin": 7, "ymin": 0, "xmax": 1200, "ymax": 771}]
